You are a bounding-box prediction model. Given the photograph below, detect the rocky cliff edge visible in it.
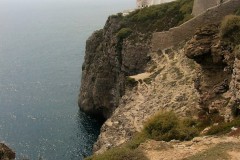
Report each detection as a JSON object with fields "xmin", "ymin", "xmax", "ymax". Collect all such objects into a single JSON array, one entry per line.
[{"xmin": 79, "ymin": 0, "xmax": 240, "ymax": 159}]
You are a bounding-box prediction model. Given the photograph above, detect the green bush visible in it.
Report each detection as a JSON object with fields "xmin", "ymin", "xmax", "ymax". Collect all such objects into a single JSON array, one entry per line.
[
  {"xmin": 206, "ymin": 118, "xmax": 240, "ymax": 135},
  {"xmin": 143, "ymin": 112, "xmax": 199, "ymax": 141},
  {"xmin": 126, "ymin": 77, "xmax": 138, "ymax": 87},
  {"xmin": 122, "ymin": 0, "xmax": 194, "ymax": 33},
  {"xmin": 85, "ymin": 112, "xmax": 200, "ymax": 160},
  {"xmin": 220, "ymin": 15, "xmax": 240, "ymax": 44},
  {"xmin": 116, "ymin": 28, "xmax": 132, "ymax": 40},
  {"xmin": 85, "ymin": 147, "xmax": 148, "ymax": 160}
]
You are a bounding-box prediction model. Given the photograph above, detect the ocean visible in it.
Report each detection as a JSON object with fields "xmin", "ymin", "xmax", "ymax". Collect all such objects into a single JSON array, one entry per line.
[{"xmin": 0, "ymin": 0, "xmax": 135, "ymax": 159}]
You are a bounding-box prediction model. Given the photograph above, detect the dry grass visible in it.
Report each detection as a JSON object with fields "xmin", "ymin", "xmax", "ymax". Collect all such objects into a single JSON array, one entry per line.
[
  {"xmin": 221, "ymin": 15, "xmax": 240, "ymax": 44},
  {"xmin": 185, "ymin": 142, "xmax": 240, "ymax": 160}
]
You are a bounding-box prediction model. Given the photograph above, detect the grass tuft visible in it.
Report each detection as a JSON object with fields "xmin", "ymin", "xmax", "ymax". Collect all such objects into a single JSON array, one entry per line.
[
  {"xmin": 116, "ymin": 28, "xmax": 132, "ymax": 40},
  {"xmin": 85, "ymin": 147, "xmax": 148, "ymax": 160},
  {"xmin": 143, "ymin": 112, "xmax": 199, "ymax": 141},
  {"xmin": 206, "ymin": 118, "xmax": 240, "ymax": 135},
  {"xmin": 220, "ymin": 15, "xmax": 240, "ymax": 44}
]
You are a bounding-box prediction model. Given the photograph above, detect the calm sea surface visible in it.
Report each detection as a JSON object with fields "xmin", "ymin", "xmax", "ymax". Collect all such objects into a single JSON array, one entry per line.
[{"xmin": 0, "ymin": 0, "xmax": 134, "ymax": 159}]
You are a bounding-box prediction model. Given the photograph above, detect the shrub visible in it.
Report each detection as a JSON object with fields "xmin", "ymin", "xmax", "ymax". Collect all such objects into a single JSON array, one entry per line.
[
  {"xmin": 126, "ymin": 77, "xmax": 138, "ymax": 87},
  {"xmin": 121, "ymin": 0, "xmax": 194, "ymax": 33},
  {"xmin": 125, "ymin": 132, "xmax": 148, "ymax": 149},
  {"xmin": 85, "ymin": 147, "xmax": 148, "ymax": 160},
  {"xmin": 206, "ymin": 118, "xmax": 240, "ymax": 135},
  {"xmin": 116, "ymin": 28, "xmax": 132, "ymax": 40},
  {"xmin": 143, "ymin": 112, "xmax": 199, "ymax": 141},
  {"xmin": 220, "ymin": 15, "xmax": 240, "ymax": 44},
  {"xmin": 0, "ymin": 150, "xmax": 4, "ymax": 159}
]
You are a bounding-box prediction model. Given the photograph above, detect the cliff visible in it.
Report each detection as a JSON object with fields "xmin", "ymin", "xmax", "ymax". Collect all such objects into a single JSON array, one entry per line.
[
  {"xmin": 0, "ymin": 143, "xmax": 15, "ymax": 160},
  {"xmin": 79, "ymin": 0, "xmax": 194, "ymax": 120},
  {"xmin": 78, "ymin": 15, "xmax": 151, "ymax": 119},
  {"xmin": 80, "ymin": 0, "xmax": 240, "ymax": 159}
]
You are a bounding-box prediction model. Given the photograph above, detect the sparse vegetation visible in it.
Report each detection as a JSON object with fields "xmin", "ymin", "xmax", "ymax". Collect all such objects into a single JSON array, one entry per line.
[
  {"xmin": 126, "ymin": 77, "xmax": 138, "ymax": 87},
  {"xmin": 185, "ymin": 142, "xmax": 240, "ymax": 160},
  {"xmin": 143, "ymin": 112, "xmax": 199, "ymax": 141},
  {"xmin": 197, "ymin": 111, "xmax": 225, "ymax": 131},
  {"xmin": 206, "ymin": 118, "xmax": 240, "ymax": 135},
  {"xmin": 85, "ymin": 146, "xmax": 148, "ymax": 160},
  {"xmin": 150, "ymin": 68, "xmax": 165, "ymax": 79},
  {"xmin": 85, "ymin": 112, "xmax": 202, "ymax": 160},
  {"xmin": 85, "ymin": 113, "xmax": 240, "ymax": 160},
  {"xmin": 235, "ymin": 7, "xmax": 240, "ymax": 16},
  {"xmin": 125, "ymin": 132, "xmax": 148, "ymax": 149},
  {"xmin": 121, "ymin": 0, "xmax": 194, "ymax": 33},
  {"xmin": 143, "ymin": 78, "xmax": 152, "ymax": 84},
  {"xmin": 116, "ymin": 28, "xmax": 132, "ymax": 40},
  {"xmin": 220, "ymin": 15, "xmax": 240, "ymax": 44},
  {"xmin": 171, "ymin": 67, "xmax": 184, "ymax": 79}
]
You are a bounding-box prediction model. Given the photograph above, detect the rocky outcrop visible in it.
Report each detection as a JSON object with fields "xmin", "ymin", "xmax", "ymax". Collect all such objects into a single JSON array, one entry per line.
[
  {"xmin": 228, "ymin": 46, "xmax": 240, "ymax": 116},
  {"xmin": 0, "ymin": 143, "xmax": 15, "ymax": 160},
  {"xmin": 185, "ymin": 24, "xmax": 235, "ymax": 121},
  {"xmin": 79, "ymin": 15, "xmax": 151, "ymax": 119}
]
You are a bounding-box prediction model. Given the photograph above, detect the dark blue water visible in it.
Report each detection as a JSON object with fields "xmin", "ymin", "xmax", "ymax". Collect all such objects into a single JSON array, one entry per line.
[{"xmin": 0, "ymin": 0, "xmax": 135, "ymax": 159}]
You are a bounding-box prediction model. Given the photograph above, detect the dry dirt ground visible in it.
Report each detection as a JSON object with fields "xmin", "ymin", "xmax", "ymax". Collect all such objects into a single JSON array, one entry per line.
[{"xmin": 140, "ymin": 134, "xmax": 240, "ymax": 160}]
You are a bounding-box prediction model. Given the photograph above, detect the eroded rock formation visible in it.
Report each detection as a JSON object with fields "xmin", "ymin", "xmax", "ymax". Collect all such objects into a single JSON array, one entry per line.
[
  {"xmin": 185, "ymin": 24, "xmax": 236, "ymax": 121},
  {"xmin": 79, "ymin": 15, "xmax": 151, "ymax": 119}
]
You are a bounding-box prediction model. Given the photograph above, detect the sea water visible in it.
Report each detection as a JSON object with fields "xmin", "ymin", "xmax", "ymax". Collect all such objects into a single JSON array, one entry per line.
[{"xmin": 0, "ymin": 0, "xmax": 135, "ymax": 159}]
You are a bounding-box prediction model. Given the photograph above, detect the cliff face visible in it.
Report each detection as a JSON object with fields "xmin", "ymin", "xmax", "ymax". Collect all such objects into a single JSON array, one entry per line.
[
  {"xmin": 94, "ymin": 45, "xmax": 200, "ymax": 153},
  {"xmin": 185, "ymin": 24, "xmax": 236, "ymax": 122},
  {"xmin": 93, "ymin": 21, "xmax": 240, "ymax": 154},
  {"xmin": 79, "ymin": 0, "xmax": 194, "ymax": 120},
  {"xmin": 79, "ymin": 15, "xmax": 151, "ymax": 119},
  {"xmin": 79, "ymin": 0, "xmax": 240, "ymax": 156}
]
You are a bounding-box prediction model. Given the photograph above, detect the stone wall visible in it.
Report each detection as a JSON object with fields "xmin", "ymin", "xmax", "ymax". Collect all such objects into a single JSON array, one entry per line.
[
  {"xmin": 152, "ymin": 0, "xmax": 240, "ymax": 51},
  {"xmin": 192, "ymin": 0, "xmax": 228, "ymax": 16}
]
